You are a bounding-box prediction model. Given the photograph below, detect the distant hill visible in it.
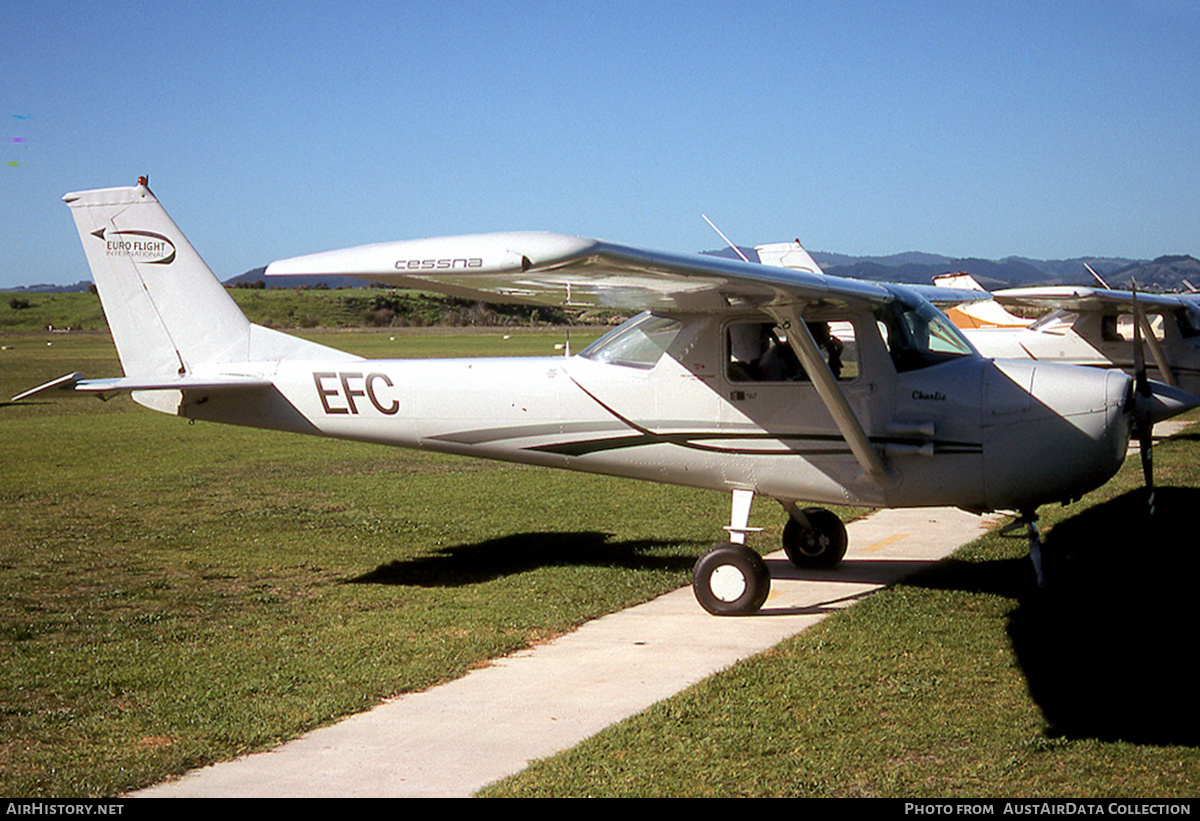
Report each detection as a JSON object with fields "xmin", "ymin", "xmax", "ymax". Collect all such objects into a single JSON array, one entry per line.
[
  {"xmin": 3, "ymin": 280, "xmax": 95, "ymax": 294},
  {"xmin": 702, "ymin": 247, "xmax": 1187, "ymax": 290},
  {"xmin": 1104, "ymin": 255, "xmax": 1200, "ymax": 291},
  {"xmin": 223, "ymin": 266, "xmax": 369, "ymax": 290},
  {"xmin": 813, "ymin": 251, "xmax": 960, "ymax": 270}
]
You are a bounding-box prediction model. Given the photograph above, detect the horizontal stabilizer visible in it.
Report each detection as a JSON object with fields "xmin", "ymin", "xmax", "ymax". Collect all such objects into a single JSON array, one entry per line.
[
  {"xmin": 10, "ymin": 372, "xmax": 83, "ymax": 401},
  {"xmin": 13, "ymin": 372, "xmax": 274, "ymax": 402}
]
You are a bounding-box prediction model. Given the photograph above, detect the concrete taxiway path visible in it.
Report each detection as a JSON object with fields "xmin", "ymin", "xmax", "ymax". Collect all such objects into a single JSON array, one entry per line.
[{"xmin": 133, "ymin": 505, "xmax": 1001, "ymax": 798}]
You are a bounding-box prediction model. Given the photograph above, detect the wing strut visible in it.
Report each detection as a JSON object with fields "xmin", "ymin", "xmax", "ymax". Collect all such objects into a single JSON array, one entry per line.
[
  {"xmin": 1133, "ymin": 301, "xmax": 1177, "ymax": 388},
  {"xmin": 767, "ymin": 304, "xmax": 890, "ymax": 482}
]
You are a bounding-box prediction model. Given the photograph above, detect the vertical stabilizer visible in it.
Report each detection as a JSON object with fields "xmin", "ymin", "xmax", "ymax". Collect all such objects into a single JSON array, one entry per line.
[
  {"xmin": 754, "ymin": 241, "xmax": 825, "ymax": 276},
  {"xmin": 63, "ymin": 179, "xmax": 252, "ymax": 378},
  {"xmin": 933, "ymin": 272, "xmax": 1032, "ymax": 329}
]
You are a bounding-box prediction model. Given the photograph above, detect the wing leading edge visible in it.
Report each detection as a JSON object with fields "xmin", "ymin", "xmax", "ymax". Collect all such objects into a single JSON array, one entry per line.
[
  {"xmin": 991, "ymin": 286, "xmax": 1199, "ymax": 313},
  {"xmin": 265, "ymin": 232, "xmax": 893, "ymax": 314}
]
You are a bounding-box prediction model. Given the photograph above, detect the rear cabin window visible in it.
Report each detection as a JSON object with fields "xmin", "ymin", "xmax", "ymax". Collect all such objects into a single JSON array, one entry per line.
[
  {"xmin": 726, "ymin": 320, "xmax": 859, "ymax": 382},
  {"xmin": 1100, "ymin": 313, "xmax": 1165, "ymax": 342}
]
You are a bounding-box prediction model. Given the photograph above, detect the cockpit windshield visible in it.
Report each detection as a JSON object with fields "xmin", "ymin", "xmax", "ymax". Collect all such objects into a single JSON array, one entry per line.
[
  {"xmin": 579, "ymin": 311, "xmax": 682, "ymax": 369},
  {"xmin": 876, "ymin": 291, "xmax": 976, "ymax": 372}
]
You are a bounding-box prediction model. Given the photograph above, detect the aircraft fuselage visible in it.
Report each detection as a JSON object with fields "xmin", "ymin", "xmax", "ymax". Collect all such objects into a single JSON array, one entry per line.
[{"xmin": 172, "ymin": 309, "xmax": 1132, "ymax": 517}]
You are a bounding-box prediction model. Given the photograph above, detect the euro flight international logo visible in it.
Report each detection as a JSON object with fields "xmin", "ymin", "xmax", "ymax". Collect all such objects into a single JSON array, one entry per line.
[{"xmin": 91, "ymin": 227, "xmax": 176, "ymax": 265}]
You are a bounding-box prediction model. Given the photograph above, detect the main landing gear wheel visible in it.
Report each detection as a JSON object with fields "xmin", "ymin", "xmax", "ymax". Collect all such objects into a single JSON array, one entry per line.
[
  {"xmin": 782, "ymin": 507, "xmax": 848, "ymax": 568},
  {"xmin": 692, "ymin": 542, "xmax": 771, "ymax": 616}
]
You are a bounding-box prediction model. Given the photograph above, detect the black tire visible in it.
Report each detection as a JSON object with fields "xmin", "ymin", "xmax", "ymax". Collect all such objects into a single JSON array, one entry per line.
[
  {"xmin": 692, "ymin": 542, "xmax": 771, "ymax": 616},
  {"xmin": 782, "ymin": 507, "xmax": 848, "ymax": 568}
]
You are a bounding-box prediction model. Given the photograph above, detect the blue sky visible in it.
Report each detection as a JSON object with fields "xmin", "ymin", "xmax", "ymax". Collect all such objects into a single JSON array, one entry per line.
[{"xmin": 3, "ymin": 0, "xmax": 1199, "ymax": 288}]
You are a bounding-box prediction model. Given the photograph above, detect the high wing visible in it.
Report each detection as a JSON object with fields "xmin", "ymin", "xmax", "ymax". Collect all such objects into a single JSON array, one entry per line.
[
  {"xmin": 991, "ymin": 285, "xmax": 1198, "ymax": 314},
  {"xmin": 264, "ymin": 232, "xmax": 893, "ymax": 313},
  {"xmin": 887, "ymin": 282, "xmax": 993, "ymax": 310}
]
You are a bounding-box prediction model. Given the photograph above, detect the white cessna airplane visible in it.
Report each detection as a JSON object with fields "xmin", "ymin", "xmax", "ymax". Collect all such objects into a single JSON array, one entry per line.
[
  {"xmin": 15, "ymin": 180, "xmax": 1198, "ymax": 614},
  {"xmin": 943, "ymin": 284, "xmax": 1200, "ymax": 509},
  {"xmin": 959, "ymin": 285, "xmax": 1200, "ymax": 396},
  {"xmin": 924, "ymin": 263, "xmax": 1200, "ymax": 397}
]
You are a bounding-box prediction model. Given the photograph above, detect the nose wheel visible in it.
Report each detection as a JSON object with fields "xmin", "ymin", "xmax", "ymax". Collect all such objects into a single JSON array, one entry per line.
[
  {"xmin": 692, "ymin": 542, "xmax": 771, "ymax": 616},
  {"xmin": 692, "ymin": 489, "xmax": 771, "ymax": 615}
]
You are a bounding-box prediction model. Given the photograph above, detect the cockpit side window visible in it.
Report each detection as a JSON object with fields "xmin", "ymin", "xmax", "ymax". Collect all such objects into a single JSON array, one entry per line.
[
  {"xmin": 1100, "ymin": 312, "xmax": 1165, "ymax": 342},
  {"xmin": 875, "ymin": 295, "xmax": 975, "ymax": 372},
  {"xmin": 579, "ymin": 311, "xmax": 682, "ymax": 369}
]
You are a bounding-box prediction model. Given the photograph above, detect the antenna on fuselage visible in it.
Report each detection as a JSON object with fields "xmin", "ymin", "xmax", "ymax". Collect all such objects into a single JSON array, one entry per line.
[{"xmin": 701, "ymin": 214, "xmax": 750, "ymax": 263}]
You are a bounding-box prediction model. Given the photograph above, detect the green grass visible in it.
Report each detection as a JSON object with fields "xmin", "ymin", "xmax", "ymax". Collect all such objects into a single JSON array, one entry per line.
[
  {"xmin": 2, "ymin": 292, "xmax": 109, "ymax": 332},
  {"xmin": 1, "ymin": 287, "xmax": 624, "ymax": 333},
  {"xmin": 4, "ymin": 329, "xmax": 1198, "ymax": 798}
]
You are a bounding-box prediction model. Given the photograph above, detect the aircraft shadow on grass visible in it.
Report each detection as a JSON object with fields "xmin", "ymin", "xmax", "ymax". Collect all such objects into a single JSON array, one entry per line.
[
  {"xmin": 347, "ymin": 531, "xmax": 702, "ymax": 588},
  {"xmin": 906, "ymin": 486, "xmax": 1200, "ymax": 747}
]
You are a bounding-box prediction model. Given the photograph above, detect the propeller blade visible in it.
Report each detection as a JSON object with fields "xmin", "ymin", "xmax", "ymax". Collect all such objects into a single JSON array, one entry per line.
[
  {"xmin": 1131, "ymin": 284, "xmax": 1155, "ymax": 513},
  {"xmin": 1132, "ymin": 284, "xmax": 1147, "ymax": 395},
  {"xmin": 1128, "ymin": 379, "xmax": 1200, "ymax": 517},
  {"xmin": 1142, "ymin": 435, "xmax": 1155, "ymax": 514}
]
